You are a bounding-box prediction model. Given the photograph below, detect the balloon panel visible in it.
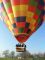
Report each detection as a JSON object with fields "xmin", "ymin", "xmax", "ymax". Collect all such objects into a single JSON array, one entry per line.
[
  {"xmin": 0, "ymin": 0, "xmax": 44, "ymax": 43},
  {"xmin": 0, "ymin": 0, "xmax": 2, "ymax": 3},
  {"xmin": 0, "ymin": 1, "xmax": 14, "ymax": 35},
  {"xmin": 3, "ymin": 0, "xmax": 15, "ymax": 24}
]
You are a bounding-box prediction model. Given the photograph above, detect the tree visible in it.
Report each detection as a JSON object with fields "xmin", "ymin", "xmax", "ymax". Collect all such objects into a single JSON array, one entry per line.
[
  {"xmin": 10, "ymin": 51, "xmax": 15, "ymax": 59},
  {"xmin": 17, "ymin": 50, "xmax": 33, "ymax": 58},
  {"xmin": 3, "ymin": 50, "xmax": 9, "ymax": 57}
]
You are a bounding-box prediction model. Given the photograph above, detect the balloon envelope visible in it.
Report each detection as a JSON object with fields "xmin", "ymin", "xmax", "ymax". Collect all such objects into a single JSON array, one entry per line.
[{"xmin": 0, "ymin": 0, "xmax": 44, "ymax": 43}]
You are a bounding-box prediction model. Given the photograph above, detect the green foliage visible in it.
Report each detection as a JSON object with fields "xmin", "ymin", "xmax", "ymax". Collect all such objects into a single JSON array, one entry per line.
[
  {"xmin": 1, "ymin": 50, "xmax": 45, "ymax": 60},
  {"xmin": 3, "ymin": 50, "xmax": 9, "ymax": 57}
]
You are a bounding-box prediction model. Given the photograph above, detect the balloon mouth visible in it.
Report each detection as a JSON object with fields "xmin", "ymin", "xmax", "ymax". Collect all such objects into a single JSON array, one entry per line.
[{"xmin": 15, "ymin": 33, "xmax": 30, "ymax": 43}]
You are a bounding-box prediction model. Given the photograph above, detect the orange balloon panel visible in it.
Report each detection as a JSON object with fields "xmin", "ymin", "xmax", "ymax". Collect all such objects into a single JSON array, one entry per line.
[
  {"xmin": 0, "ymin": 0, "xmax": 2, "ymax": 3},
  {"xmin": 0, "ymin": 0, "xmax": 44, "ymax": 43}
]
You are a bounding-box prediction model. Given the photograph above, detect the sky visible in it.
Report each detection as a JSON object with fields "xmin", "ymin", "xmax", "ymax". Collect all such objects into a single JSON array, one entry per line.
[{"xmin": 0, "ymin": 19, "xmax": 45, "ymax": 55}]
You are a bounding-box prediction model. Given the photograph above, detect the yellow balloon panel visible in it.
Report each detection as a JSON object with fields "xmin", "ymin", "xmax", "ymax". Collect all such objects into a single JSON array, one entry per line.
[
  {"xmin": 27, "ymin": 12, "xmax": 34, "ymax": 18},
  {"xmin": 3, "ymin": 0, "xmax": 15, "ymax": 24},
  {"xmin": 0, "ymin": 1, "xmax": 14, "ymax": 35}
]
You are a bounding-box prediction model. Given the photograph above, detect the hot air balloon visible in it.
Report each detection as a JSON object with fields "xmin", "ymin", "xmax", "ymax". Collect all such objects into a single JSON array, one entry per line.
[
  {"xmin": 0, "ymin": 0, "xmax": 44, "ymax": 52},
  {"xmin": 43, "ymin": 0, "xmax": 45, "ymax": 21}
]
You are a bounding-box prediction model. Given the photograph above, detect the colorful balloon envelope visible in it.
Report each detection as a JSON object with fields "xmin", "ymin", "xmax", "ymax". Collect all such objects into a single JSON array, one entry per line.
[{"xmin": 0, "ymin": 0, "xmax": 44, "ymax": 43}]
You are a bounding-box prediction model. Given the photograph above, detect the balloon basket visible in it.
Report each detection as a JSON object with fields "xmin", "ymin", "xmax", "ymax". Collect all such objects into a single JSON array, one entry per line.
[{"xmin": 16, "ymin": 43, "xmax": 26, "ymax": 52}]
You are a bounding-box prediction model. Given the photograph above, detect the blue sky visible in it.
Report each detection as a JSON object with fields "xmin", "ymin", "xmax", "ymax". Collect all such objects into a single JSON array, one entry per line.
[{"xmin": 0, "ymin": 19, "xmax": 45, "ymax": 54}]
